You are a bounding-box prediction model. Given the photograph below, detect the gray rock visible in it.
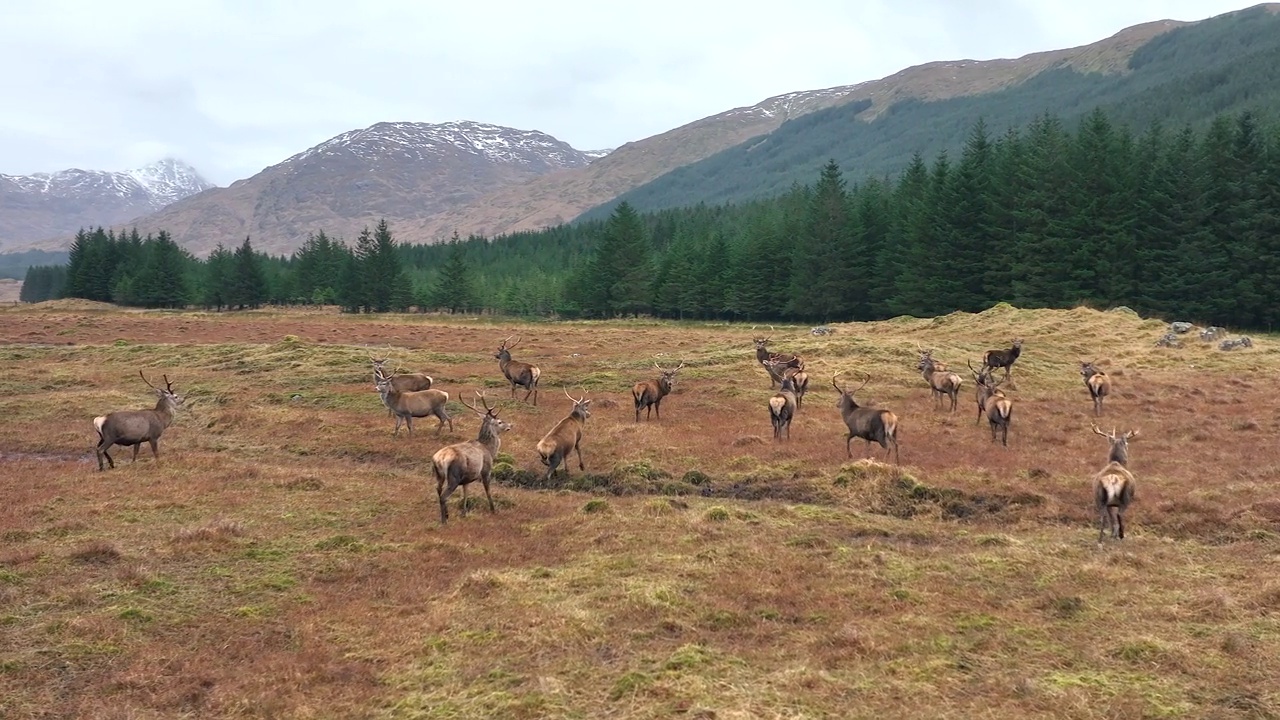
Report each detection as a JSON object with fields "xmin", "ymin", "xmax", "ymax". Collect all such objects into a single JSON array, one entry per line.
[
  {"xmin": 1155, "ymin": 332, "xmax": 1180, "ymax": 348},
  {"xmin": 1199, "ymin": 326, "xmax": 1226, "ymax": 341},
  {"xmin": 811, "ymin": 325, "xmax": 835, "ymax": 336},
  {"xmin": 1219, "ymin": 337, "xmax": 1253, "ymax": 351},
  {"xmin": 1170, "ymin": 321, "xmax": 1194, "ymax": 334}
]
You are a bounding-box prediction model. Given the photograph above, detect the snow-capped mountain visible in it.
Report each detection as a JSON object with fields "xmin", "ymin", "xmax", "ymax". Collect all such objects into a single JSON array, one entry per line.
[
  {"xmin": 283, "ymin": 121, "xmax": 596, "ymax": 172},
  {"xmin": 0, "ymin": 159, "xmax": 214, "ymax": 251},
  {"xmin": 2, "ymin": 158, "xmax": 213, "ymax": 207},
  {"xmin": 30, "ymin": 121, "xmax": 600, "ymax": 257}
]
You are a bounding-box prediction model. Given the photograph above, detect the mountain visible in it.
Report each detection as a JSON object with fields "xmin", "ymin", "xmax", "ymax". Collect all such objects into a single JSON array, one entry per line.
[
  {"xmin": 24, "ymin": 121, "xmax": 600, "ymax": 257},
  {"xmin": 587, "ymin": 3, "xmax": 1280, "ymax": 219},
  {"xmin": 0, "ymin": 158, "xmax": 213, "ymax": 251},
  {"xmin": 418, "ymin": 12, "xmax": 1201, "ymax": 240}
]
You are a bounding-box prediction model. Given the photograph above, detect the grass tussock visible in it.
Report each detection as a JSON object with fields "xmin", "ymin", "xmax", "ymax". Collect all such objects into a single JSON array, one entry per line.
[{"xmin": 2, "ymin": 304, "xmax": 1280, "ymax": 718}]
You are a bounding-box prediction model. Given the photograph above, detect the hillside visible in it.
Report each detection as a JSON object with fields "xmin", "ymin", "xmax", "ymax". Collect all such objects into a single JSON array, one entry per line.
[
  {"xmin": 0, "ymin": 159, "xmax": 213, "ymax": 252},
  {"xmin": 20, "ymin": 122, "xmax": 600, "ymax": 258},
  {"xmin": 2, "ymin": 304, "xmax": 1280, "ymax": 717},
  {"xmin": 417, "ymin": 14, "xmax": 1196, "ymax": 241},
  {"xmin": 585, "ymin": 4, "xmax": 1280, "ymax": 219}
]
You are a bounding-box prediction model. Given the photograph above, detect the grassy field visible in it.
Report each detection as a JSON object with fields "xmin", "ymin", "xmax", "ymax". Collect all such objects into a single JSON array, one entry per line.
[{"xmin": 2, "ymin": 300, "xmax": 1279, "ymax": 719}]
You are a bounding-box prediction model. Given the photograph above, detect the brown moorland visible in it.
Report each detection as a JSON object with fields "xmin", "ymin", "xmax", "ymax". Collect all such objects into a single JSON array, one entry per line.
[{"xmin": 2, "ymin": 302, "xmax": 1279, "ymax": 719}]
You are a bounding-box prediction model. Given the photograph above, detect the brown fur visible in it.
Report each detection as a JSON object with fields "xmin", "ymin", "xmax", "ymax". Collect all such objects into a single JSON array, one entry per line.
[
  {"xmin": 918, "ymin": 349, "xmax": 963, "ymax": 412},
  {"xmin": 432, "ymin": 394, "xmax": 512, "ymax": 524},
  {"xmin": 95, "ymin": 371, "xmax": 185, "ymax": 471},
  {"xmin": 1090, "ymin": 425, "xmax": 1137, "ymax": 541},
  {"xmin": 375, "ymin": 378, "xmax": 451, "ymax": 436},
  {"xmin": 833, "ymin": 372, "xmax": 900, "ymax": 464},
  {"xmin": 767, "ymin": 363, "xmax": 799, "ymax": 441},
  {"xmin": 537, "ymin": 391, "xmax": 591, "ymax": 480},
  {"xmin": 1081, "ymin": 361, "xmax": 1111, "ymax": 416},
  {"xmin": 495, "ymin": 335, "xmax": 541, "ymax": 405},
  {"xmin": 633, "ymin": 362, "xmax": 683, "ymax": 422}
]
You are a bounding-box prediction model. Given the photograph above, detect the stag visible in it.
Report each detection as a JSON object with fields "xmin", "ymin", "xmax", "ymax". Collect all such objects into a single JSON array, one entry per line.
[
  {"xmin": 633, "ymin": 361, "xmax": 684, "ymax": 422},
  {"xmin": 1090, "ymin": 425, "xmax": 1138, "ymax": 542},
  {"xmin": 374, "ymin": 376, "xmax": 451, "ymax": 436},
  {"xmin": 767, "ymin": 362, "xmax": 799, "ymax": 441},
  {"xmin": 1081, "ymin": 362, "xmax": 1111, "ymax": 416},
  {"xmin": 431, "ymin": 393, "xmax": 512, "ymax": 524},
  {"xmin": 760, "ymin": 361, "xmax": 810, "ymax": 409},
  {"xmin": 832, "ymin": 372, "xmax": 900, "ymax": 464},
  {"xmin": 537, "ymin": 389, "xmax": 592, "ymax": 480},
  {"xmin": 94, "ymin": 371, "xmax": 186, "ymax": 471},
  {"xmin": 495, "ymin": 335, "xmax": 541, "ymax": 406},
  {"xmin": 752, "ymin": 326, "xmax": 804, "ymax": 388},
  {"xmin": 967, "ymin": 360, "xmax": 996, "ymax": 424},
  {"xmin": 917, "ymin": 347, "xmax": 963, "ymax": 412},
  {"xmin": 982, "ymin": 338, "xmax": 1023, "ymax": 383},
  {"xmin": 369, "ymin": 347, "xmax": 433, "ymax": 393}
]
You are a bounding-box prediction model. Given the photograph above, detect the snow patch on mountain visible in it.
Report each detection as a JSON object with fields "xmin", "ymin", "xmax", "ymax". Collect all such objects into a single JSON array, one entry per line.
[
  {"xmin": 283, "ymin": 121, "xmax": 597, "ymax": 170},
  {"xmin": 1, "ymin": 158, "xmax": 215, "ymax": 208}
]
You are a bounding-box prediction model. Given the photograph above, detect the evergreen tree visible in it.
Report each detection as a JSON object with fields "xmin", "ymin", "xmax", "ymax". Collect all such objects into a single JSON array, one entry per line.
[
  {"xmin": 227, "ymin": 236, "xmax": 267, "ymax": 309},
  {"xmin": 432, "ymin": 241, "xmax": 475, "ymax": 313},
  {"xmin": 202, "ymin": 244, "xmax": 233, "ymax": 310},
  {"xmin": 788, "ymin": 159, "xmax": 853, "ymax": 321},
  {"xmin": 583, "ymin": 202, "xmax": 652, "ymax": 317}
]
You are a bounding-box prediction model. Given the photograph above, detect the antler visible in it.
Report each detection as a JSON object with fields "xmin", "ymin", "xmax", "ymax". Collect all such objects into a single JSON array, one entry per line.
[
  {"xmin": 967, "ymin": 358, "xmax": 981, "ymax": 380},
  {"xmin": 507, "ymin": 335, "xmax": 521, "ymax": 350},
  {"xmin": 1091, "ymin": 424, "xmax": 1113, "ymax": 439},
  {"xmin": 831, "ymin": 372, "xmax": 845, "ymax": 394},
  {"xmin": 162, "ymin": 374, "xmax": 173, "ymax": 391},
  {"xmin": 854, "ymin": 372, "xmax": 871, "ymax": 394},
  {"xmin": 675, "ymin": 360, "xmax": 685, "ymax": 371},
  {"xmin": 461, "ymin": 391, "xmax": 497, "ymax": 416},
  {"xmin": 139, "ymin": 370, "xmax": 158, "ymax": 390}
]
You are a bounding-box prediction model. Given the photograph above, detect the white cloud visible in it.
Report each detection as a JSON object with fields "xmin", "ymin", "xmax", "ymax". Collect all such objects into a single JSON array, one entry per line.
[{"xmin": 0, "ymin": 0, "xmax": 1257, "ymax": 185}]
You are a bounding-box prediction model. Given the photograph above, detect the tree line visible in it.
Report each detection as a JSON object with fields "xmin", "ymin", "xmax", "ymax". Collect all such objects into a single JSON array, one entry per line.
[{"xmin": 23, "ymin": 106, "xmax": 1280, "ymax": 330}]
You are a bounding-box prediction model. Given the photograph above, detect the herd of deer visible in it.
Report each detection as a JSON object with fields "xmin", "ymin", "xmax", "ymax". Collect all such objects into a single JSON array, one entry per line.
[{"xmin": 90, "ymin": 330, "xmax": 1135, "ymax": 541}]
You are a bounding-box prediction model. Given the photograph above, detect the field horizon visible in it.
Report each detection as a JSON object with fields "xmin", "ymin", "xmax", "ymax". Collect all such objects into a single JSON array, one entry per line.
[{"xmin": 2, "ymin": 301, "xmax": 1279, "ymax": 719}]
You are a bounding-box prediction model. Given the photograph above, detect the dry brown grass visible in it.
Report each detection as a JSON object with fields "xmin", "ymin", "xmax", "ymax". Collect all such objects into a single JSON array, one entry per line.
[{"xmin": 1, "ymin": 302, "xmax": 1279, "ymax": 718}]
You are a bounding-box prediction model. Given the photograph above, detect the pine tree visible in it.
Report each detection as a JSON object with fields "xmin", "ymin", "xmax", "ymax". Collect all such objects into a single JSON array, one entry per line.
[
  {"xmin": 788, "ymin": 159, "xmax": 853, "ymax": 321},
  {"xmin": 584, "ymin": 202, "xmax": 652, "ymax": 317},
  {"xmin": 432, "ymin": 242, "xmax": 475, "ymax": 313},
  {"xmin": 202, "ymin": 244, "xmax": 233, "ymax": 310},
  {"xmin": 228, "ymin": 236, "xmax": 267, "ymax": 310}
]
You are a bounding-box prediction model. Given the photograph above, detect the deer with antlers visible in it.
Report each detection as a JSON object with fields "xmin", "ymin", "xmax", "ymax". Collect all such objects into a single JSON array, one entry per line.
[
  {"xmin": 94, "ymin": 371, "xmax": 186, "ymax": 471},
  {"xmin": 537, "ymin": 389, "xmax": 592, "ymax": 480},
  {"xmin": 968, "ymin": 360, "xmax": 1013, "ymax": 446},
  {"xmin": 495, "ymin": 335, "xmax": 541, "ymax": 406},
  {"xmin": 767, "ymin": 361, "xmax": 800, "ymax": 441},
  {"xmin": 633, "ymin": 361, "xmax": 684, "ymax": 422},
  {"xmin": 917, "ymin": 346, "xmax": 963, "ymax": 412},
  {"xmin": 431, "ymin": 393, "xmax": 513, "ymax": 524},
  {"xmin": 368, "ymin": 346, "xmax": 433, "ymax": 393},
  {"xmin": 1081, "ymin": 361, "xmax": 1111, "ymax": 416},
  {"xmin": 374, "ymin": 375, "xmax": 452, "ymax": 436},
  {"xmin": 1090, "ymin": 425, "xmax": 1138, "ymax": 542},
  {"xmin": 982, "ymin": 338, "xmax": 1023, "ymax": 383},
  {"xmin": 832, "ymin": 371, "xmax": 900, "ymax": 464},
  {"xmin": 752, "ymin": 326, "xmax": 804, "ymax": 388}
]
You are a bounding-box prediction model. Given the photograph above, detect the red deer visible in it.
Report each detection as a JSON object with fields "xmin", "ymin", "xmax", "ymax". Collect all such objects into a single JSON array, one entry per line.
[
  {"xmin": 767, "ymin": 361, "xmax": 799, "ymax": 441},
  {"xmin": 1090, "ymin": 425, "xmax": 1138, "ymax": 542},
  {"xmin": 752, "ymin": 326, "xmax": 804, "ymax": 388},
  {"xmin": 761, "ymin": 361, "xmax": 810, "ymax": 409},
  {"xmin": 495, "ymin": 335, "xmax": 541, "ymax": 405},
  {"xmin": 537, "ymin": 389, "xmax": 591, "ymax": 480},
  {"xmin": 369, "ymin": 348, "xmax": 433, "ymax": 393},
  {"xmin": 832, "ymin": 372, "xmax": 900, "ymax": 464},
  {"xmin": 633, "ymin": 361, "xmax": 684, "ymax": 422},
  {"xmin": 1081, "ymin": 362, "xmax": 1111, "ymax": 416},
  {"xmin": 982, "ymin": 338, "xmax": 1023, "ymax": 383},
  {"xmin": 94, "ymin": 371, "xmax": 186, "ymax": 471},
  {"xmin": 967, "ymin": 359, "xmax": 997, "ymax": 425},
  {"xmin": 374, "ymin": 376, "xmax": 451, "ymax": 436},
  {"xmin": 917, "ymin": 347, "xmax": 963, "ymax": 412},
  {"xmin": 432, "ymin": 393, "xmax": 512, "ymax": 524}
]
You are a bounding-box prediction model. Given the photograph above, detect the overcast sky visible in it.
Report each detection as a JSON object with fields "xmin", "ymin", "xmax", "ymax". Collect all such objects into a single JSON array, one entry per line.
[{"xmin": 0, "ymin": 1, "xmax": 1257, "ymax": 186}]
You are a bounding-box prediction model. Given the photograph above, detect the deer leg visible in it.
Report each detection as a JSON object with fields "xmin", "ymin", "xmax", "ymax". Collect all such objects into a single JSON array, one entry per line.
[
  {"xmin": 575, "ymin": 441, "xmax": 585, "ymax": 472},
  {"xmin": 438, "ymin": 479, "xmax": 452, "ymax": 524},
  {"xmin": 1097, "ymin": 508, "xmax": 1108, "ymax": 543},
  {"xmin": 131, "ymin": 444, "xmax": 141, "ymax": 463},
  {"xmin": 846, "ymin": 434, "xmax": 854, "ymax": 458},
  {"xmin": 1001, "ymin": 424, "xmax": 1008, "ymax": 447},
  {"xmin": 654, "ymin": 398, "xmax": 661, "ymax": 420},
  {"xmin": 482, "ymin": 472, "xmax": 496, "ymax": 513},
  {"xmin": 460, "ymin": 483, "xmax": 469, "ymax": 517},
  {"xmin": 393, "ymin": 416, "xmax": 402, "ymax": 436},
  {"xmin": 405, "ymin": 416, "xmax": 414, "ymax": 436},
  {"xmin": 148, "ymin": 439, "xmax": 159, "ymax": 462}
]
